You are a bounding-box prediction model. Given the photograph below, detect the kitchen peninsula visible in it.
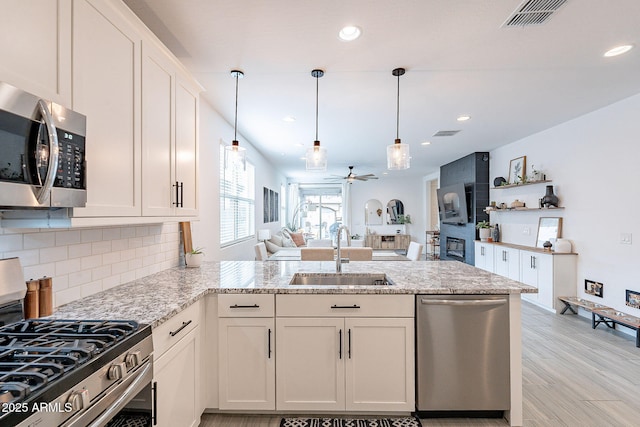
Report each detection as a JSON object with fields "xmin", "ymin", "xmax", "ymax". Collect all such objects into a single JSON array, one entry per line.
[{"xmin": 52, "ymin": 260, "xmax": 536, "ymax": 427}]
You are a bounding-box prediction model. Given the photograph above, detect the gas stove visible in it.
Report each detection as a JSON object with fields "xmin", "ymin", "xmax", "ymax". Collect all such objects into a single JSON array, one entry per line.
[{"xmin": 0, "ymin": 258, "xmax": 154, "ymax": 427}]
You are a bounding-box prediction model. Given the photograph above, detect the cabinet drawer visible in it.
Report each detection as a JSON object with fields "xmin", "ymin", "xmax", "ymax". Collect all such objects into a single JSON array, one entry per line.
[
  {"xmin": 218, "ymin": 294, "xmax": 275, "ymax": 317},
  {"xmin": 153, "ymin": 301, "xmax": 200, "ymax": 358},
  {"xmin": 276, "ymin": 294, "xmax": 413, "ymax": 318}
]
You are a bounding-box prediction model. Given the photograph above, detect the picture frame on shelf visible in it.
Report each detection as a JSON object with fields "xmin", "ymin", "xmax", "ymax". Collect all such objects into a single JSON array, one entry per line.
[{"xmin": 508, "ymin": 156, "xmax": 526, "ymax": 184}]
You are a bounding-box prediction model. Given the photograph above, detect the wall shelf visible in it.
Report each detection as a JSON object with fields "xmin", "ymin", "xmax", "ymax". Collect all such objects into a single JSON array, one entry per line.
[
  {"xmin": 492, "ymin": 180, "xmax": 551, "ymax": 189},
  {"xmin": 486, "ymin": 207, "xmax": 565, "ymax": 213}
]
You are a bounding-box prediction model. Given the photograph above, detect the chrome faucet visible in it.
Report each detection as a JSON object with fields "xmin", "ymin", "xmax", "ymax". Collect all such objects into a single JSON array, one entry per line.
[{"xmin": 335, "ymin": 225, "xmax": 351, "ymax": 273}]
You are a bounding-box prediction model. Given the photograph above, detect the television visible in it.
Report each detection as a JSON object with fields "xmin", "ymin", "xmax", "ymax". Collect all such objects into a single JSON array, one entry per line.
[{"xmin": 437, "ymin": 183, "xmax": 470, "ymax": 225}]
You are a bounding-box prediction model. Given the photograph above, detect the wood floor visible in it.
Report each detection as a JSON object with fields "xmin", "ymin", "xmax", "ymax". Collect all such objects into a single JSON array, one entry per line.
[{"xmin": 200, "ymin": 302, "xmax": 640, "ymax": 426}]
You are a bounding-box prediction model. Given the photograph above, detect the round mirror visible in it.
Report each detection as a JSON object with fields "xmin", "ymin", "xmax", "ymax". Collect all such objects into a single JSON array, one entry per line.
[
  {"xmin": 387, "ymin": 199, "xmax": 404, "ymax": 224},
  {"xmin": 365, "ymin": 199, "xmax": 383, "ymax": 225}
]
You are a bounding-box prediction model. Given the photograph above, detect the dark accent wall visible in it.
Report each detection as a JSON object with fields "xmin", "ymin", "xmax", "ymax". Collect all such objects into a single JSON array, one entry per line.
[{"xmin": 439, "ymin": 152, "xmax": 489, "ymax": 264}]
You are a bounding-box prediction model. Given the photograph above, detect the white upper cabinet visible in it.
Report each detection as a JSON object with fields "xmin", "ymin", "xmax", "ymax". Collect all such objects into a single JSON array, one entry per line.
[
  {"xmin": 0, "ymin": 0, "xmax": 72, "ymax": 105},
  {"xmin": 174, "ymin": 76, "xmax": 199, "ymax": 216},
  {"xmin": 141, "ymin": 40, "xmax": 175, "ymax": 216},
  {"xmin": 71, "ymin": 0, "xmax": 142, "ymax": 217}
]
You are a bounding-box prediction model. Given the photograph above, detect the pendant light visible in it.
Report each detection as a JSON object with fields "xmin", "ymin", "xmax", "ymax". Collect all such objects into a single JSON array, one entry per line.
[
  {"xmin": 224, "ymin": 69, "xmax": 246, "ymax": 170},
  {"xmin": 387, "ymin": 67, "xmax": 410, "ymax": 170},
  {"xmin": 306, "ymin": 69, "xmax": 327, "ymax": 171}
]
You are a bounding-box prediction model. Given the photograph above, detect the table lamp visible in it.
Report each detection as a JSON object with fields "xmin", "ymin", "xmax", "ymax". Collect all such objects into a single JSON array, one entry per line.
[{"xmin": 258, "ymin": 229, "xmax": 271, "ymax": 242}]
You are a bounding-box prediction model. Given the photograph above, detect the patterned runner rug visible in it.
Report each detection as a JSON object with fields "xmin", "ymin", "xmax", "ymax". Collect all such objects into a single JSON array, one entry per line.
[{"xmin": 280, "ymin": 417, "xmax": 422, "ymax": 427}]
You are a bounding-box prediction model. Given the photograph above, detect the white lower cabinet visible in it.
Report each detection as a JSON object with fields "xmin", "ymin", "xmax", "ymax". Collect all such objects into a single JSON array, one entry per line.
[
  {"xmin": 520, "ymin": 250, "xmax": 576, "ymax": 313},
  {"xmin": 494, "ymin": 246, "xmax": 520, "ymax": 281},
  {"xmin": 153, "ymin": 301, "xmax": 201, "ymax": 427},
  {"xmin": 474, "ymin": 241, "xmax": 495, "ymax": 272},
  {"xmin": 275, "ymin": 294, "xmax": 414, "ymax": 412},
  {"xmin": 217, "ymin": 294, "xmax": 275, "ymax": 410}
]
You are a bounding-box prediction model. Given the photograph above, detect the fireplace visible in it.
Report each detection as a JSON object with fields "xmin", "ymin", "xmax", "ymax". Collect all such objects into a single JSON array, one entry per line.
[{"xmin": 446, "ymin": 237, "xmax": 466, "ymax": 261}]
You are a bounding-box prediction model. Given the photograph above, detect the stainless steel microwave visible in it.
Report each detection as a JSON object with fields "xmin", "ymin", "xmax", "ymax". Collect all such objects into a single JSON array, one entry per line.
[{"xmin": 0, "ymin": 81, "xmax": 86, "ymax": 209}]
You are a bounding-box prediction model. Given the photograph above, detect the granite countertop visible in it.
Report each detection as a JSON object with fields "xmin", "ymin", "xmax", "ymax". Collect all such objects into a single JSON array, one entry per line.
[{"xmin": 51, "ymin": 260, "xmax": 537, "ymax": 328}]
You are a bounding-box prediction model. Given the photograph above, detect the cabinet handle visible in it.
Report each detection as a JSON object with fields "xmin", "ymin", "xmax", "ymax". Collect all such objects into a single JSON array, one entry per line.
[
  {"xmin": 230, "ymin": 304, "xmax": 260, "ymax": 309},
  {"xmin": 173, "ymin": 181, "xmax": 184, "ymax": 207},
  {"xmin": 339, "ymin": 329, "xmax": 342, "ymax": 359},
  {"xmin": 152, "ymin": 381, "xmax": 158, "ymax": 425},
  {"xmin": 331, "ymin": 304, "xmax": 361, "ymax": 309},
  {"xmin": 268, "ymin": 328, "xmax": 272, "ymax": 359},
  {"xmin": 169, "ymin": 320, "xmax": 192, "ymax": 337},
  {"xmin": 180, "ymin": 181, "xmax": 184, "ymax": 208},
  {"xmin": 348, "ymin": 328, "xmax": 352, "ymax": 359},
  {"xmin": 481, "ymin": 247, "xmax": 484, "ymax": 256},
  {"xmin": 532, "ymin": 256, "xmax": 537, "ymax": 269}
]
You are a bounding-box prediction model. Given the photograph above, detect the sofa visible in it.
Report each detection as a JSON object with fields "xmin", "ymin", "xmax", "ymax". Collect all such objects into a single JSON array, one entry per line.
[{"xmin": 264, "ymin": 228, "xmax": 306, "ymax": 254}]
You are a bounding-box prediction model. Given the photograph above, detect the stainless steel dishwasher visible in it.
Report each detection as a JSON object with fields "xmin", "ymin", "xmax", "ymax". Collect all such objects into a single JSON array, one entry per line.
[{"xmin": 416, "ymin": 295, "xmax": 510, "ymax": 416}]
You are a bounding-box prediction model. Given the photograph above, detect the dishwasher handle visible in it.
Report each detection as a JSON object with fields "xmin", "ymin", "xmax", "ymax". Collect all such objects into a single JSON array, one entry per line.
[{"xmin": 420, "ymin": 298, "xmax": 507, "ymax": 306}]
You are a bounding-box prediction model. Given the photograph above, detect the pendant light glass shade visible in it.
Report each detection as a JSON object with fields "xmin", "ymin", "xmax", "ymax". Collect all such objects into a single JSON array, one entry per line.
[
  {"xmin": 387, "ymin": 68, "xmax": 410, "ymax": 170},
  {"xmin": 224, "ymin": 70, "xmax": 246, "ymax": 170},
  {"xmin": 306, "ymin": 69, "xmax": 327, "ymax": 171},
  {"xmin": 306, "ymin": 140, "xmax": 327, "ymax": 171}
]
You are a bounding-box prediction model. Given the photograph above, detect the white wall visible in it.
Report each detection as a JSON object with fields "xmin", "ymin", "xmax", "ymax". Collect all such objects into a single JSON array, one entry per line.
[
  {"xmin": 194, "ymin": 98, "xmax": 286, "ymax": 261},
  {"xmin": 349, "ymin": 177, "xmax": 427, "ymax": 244},
  {"xmin": 489, "ymin": 93, "xmax": 640, "ymax": 319}
]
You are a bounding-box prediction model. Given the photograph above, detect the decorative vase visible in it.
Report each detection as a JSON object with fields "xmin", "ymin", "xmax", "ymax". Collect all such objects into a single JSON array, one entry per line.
[
  {"xmin": 541, "ymin": 185, "xmax": 559, "ymax": 208},
  {"xmin": 479, "ymin": 228, "xmax": 491, "ymax": 242},
  {"xmin": 554, "ymin": 239, "xmax": 572, "ymax": 253},
  {"xmin": 185, "ymin": 253, "xmax": 203, "ymax": 267}
]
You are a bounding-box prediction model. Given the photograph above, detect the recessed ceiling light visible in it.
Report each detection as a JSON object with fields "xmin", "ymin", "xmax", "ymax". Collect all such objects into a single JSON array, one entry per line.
[
  {"xmin": 457, "ymin": 115, "xmax": 471, "ymax": 122},
  {"xmin": 382, "ymin": 172, "xmax": 388, "ymax": 175},
  {"xmin": 295, "ymin": 143, "xmax": 304, "ymax": 147},
  {"xmin": 604, "ymin": 44, "xmax": 633, "ymax": 57},
  {"xmin": 300, "ymin": 157, "xmax": 306, "ymax": 161},
  {"xmin": 421, "ymin": 141, "xmax": 431, "ymax": 146},
  {"xmin": 283, "ymin": 115, "xmax": 296, "ymax": 122},
  {"xmin": 338, "ymin": 26, "xmax": 362, "ymax": 42}
]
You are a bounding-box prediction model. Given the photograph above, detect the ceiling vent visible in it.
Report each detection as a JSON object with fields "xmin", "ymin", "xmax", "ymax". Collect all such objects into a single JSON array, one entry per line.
[
  {"xmin": 433, "ymin": 130, "xmax": 461, "ymax": 137},
  {"xmin": 502, "ymin": 0, "xmax": 568, "ymax": 27}
]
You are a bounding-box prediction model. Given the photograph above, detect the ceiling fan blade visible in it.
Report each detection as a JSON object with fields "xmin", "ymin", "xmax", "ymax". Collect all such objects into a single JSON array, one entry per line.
[{"xmin": 358, "ymin": 174, "xmax": 376, "ymax": 178}]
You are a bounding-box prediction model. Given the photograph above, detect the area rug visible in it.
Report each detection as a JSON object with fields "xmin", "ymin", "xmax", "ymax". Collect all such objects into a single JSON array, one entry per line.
[{"xmin": 279, "ymin": 417, "xmax": 422, "ymax": 427}]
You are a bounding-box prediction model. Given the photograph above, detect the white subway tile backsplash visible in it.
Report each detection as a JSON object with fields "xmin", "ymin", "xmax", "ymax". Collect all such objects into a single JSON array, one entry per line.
[
  {"xmin": 23, "ymin": 262, "xmax": 55, "ymax": 282},
  {"xmin": 24, "ymin": 232, "xmax": 56, "ymax": 249},
  {"xmin": 101, "ymin": 227, "xmax": 122, "ymax": 241},
  {"xmin": 56, "ymin": 258, "xmax": 82, "ymax": 276},
  {"xmin": 92, "ymin": 265, "xmax": 111, "ymax": 281},
  {"xmin": 91, "ymin": 241, "xmax": 112, "ymax": 255},
  {"xmin": 81, "ymin": 255, "xmax": 102, "ymax": 271},
  {"xmin": 0, "ymin": 234, "xmax": 24, "ymax": 252},
  {"xmin": 55, "ymin": 230, "xmax": 81, "ymax": 246},
  {"xmin": 81, "ymin": 229, "xmax": 103, "ymax": 243},
  {"xmin": 1, "ymin": 223, "xmax": 180, "ymax": 309},
  {"xmin": 6, "ymin": 249, "xmax": 40, "ymax": 266},
  {"xmin": 40, "ymin": 247, "xmax": 68, "ymax": 264},
  {"xmin": 69, "ymin": 270, "xmax": 93, "ymax": 288},
  {"xmin": 68, "ymin": 243, "xmax": 92, "ymax": 259}
]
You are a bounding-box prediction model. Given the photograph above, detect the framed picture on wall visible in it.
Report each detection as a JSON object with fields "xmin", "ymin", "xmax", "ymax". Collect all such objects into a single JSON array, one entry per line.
[
  {"xmin": 263, "ymin": 187, "xmax": 280, "ymax": 223},
  {"xmin": 508, "ymin": 156, "xmax": 526, "ymax": 184},
  {"xmin": 263, "ymin": 187, "xmax": 270, "ymax": 223}
]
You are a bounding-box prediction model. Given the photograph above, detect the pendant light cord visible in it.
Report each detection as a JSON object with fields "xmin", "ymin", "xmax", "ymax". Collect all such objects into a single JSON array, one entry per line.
[
  {"xmin": 315, "ymin": 73, "xmax": 319, "ymax": 141},
  {"xmin": 234, "ymin": 73, "xmax": 239, "ymax": 141},
  {"xmin": 396, "ymin": 72, "xmax": 400, "ymax": 140}
]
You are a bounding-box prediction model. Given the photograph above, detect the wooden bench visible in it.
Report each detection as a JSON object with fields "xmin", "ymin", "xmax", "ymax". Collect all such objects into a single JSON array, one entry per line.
[
  {"xmin": 557, "ymin": 296, "xmax": 611, "ymax": 315},
  {"xmin": 591, "ymin": 308, "xmax": 640, "ymax": 348}
]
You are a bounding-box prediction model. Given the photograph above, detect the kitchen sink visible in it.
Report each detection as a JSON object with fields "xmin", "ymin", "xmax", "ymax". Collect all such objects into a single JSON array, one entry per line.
[{"xmin": 289, "ymin": 272, "xmax": 395, "ymax": 286}]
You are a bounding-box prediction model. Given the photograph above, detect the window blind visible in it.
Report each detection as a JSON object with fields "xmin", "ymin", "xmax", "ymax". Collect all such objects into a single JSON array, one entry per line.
[{"xmin": 220, "ymin": 144, "xmax": 255, "ymax": 246}]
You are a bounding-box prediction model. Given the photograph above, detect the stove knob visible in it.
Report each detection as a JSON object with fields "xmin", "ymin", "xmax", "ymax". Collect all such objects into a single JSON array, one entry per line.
[
  {"xmin": 67, "ymin": 389, "xmax": 90, "ymax": 411},
  {"xmin": 125, "ymin": 350, "xmax": 142, "ymax": 368},
  {"xmin": 107, "ymin": 362, "xmax": 127, "ymax": 380}
]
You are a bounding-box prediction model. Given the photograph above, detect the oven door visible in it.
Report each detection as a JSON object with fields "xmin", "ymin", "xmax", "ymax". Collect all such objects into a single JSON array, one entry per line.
[{"xmin": 64, "ymin": 359, "xmax": 154, "ymax": 427}]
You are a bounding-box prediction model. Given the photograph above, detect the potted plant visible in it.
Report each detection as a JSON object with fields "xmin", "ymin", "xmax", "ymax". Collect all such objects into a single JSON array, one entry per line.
[
  {"xmin": 476, "ymin": 221, "xmax": 492, "ymax": 242},
  {"xmin": 185, "ymin": 247, "xmax": 204, "ymax": 268}
]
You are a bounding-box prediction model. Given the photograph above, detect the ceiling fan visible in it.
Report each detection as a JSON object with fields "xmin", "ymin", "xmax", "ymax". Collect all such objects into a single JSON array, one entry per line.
[{"xmin": 325, "ymin": 166, "xmax": 378, "ymax": 183}]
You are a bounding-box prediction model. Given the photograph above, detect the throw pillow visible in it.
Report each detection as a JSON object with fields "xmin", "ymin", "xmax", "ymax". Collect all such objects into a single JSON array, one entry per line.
[
  {"xmin": 270, "ymin": 233, "xmax": 283, "ymax": 247},
  {"xmin": 290, "ymin": 232, "xmax": 305, "ymax": 247},
  {"xmin": 265, "ymin": 240, "xmax": 280, "ymax": 254},
  {"xmin": 281, "ymin": 234, "xmax": 297, "ymax": 248}
]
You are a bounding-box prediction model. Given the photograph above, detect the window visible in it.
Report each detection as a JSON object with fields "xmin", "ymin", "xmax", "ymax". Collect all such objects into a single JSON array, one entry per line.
[{"xmin": 220, "ymin": 143, "xmax": 255, "ymax": 246}]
